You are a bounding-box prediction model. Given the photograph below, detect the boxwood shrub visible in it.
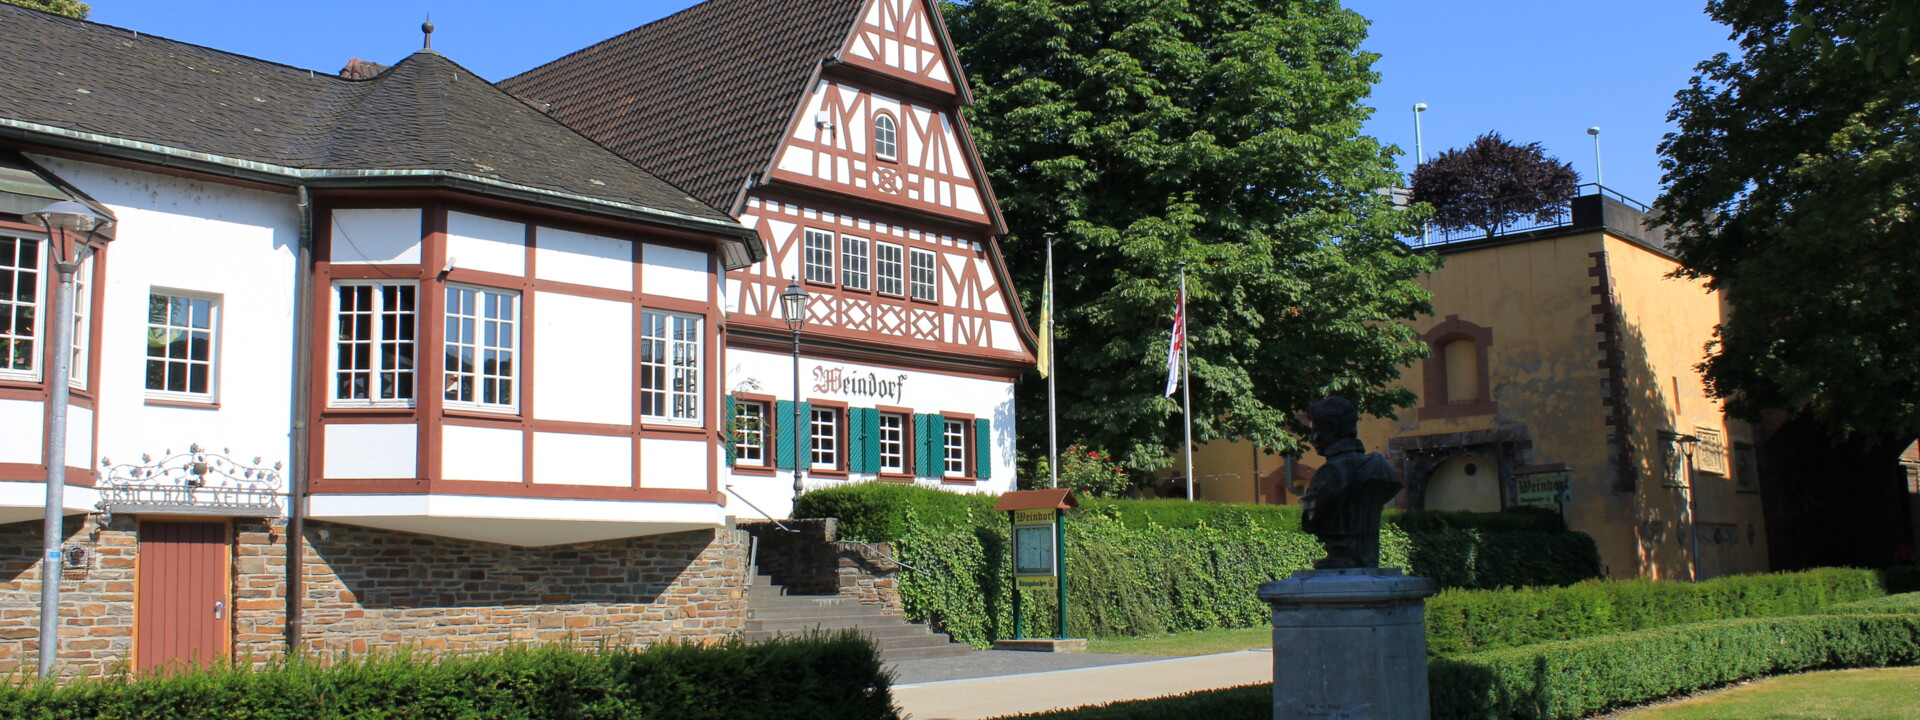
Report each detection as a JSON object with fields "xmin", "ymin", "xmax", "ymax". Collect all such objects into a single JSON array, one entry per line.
[
  {"xmin": 1424, "ymin": 566, "xmax": 1895, "ymax": 657},
  {"xmin": 0, "ymin": 633, "xmax": 897, "ymax": 720},
  {"xmin": 793, "ymin": 484, "xmax": 1599, "ymax": 645}
]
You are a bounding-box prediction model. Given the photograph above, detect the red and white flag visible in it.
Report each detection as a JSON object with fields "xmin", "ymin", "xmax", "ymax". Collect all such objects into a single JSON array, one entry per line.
[{"xmin": 1163, "ymin": 280, "xmax": 1185, "ymax": 397}]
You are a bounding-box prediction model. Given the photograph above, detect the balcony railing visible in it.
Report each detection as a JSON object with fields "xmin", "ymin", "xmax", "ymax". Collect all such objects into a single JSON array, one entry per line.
[{"xmin": 1403, "ymin": 184, "xmax": 1658, "ymax": 249}]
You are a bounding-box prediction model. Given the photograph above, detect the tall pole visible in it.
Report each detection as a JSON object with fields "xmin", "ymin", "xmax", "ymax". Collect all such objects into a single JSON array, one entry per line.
[
  {"xmin": 39, "ymin": 259, "xmax": 76, "ymax": 678},
  {"xmin": 1414, "ymin": 103, "xmax": 1429, "ymax": 244},
  {"xmin": 1046, "ymin": 235, "xmax": 1058, "ymax": 489},
  {"xmin": 1180, "ymin": 265, "xmax": 1193, "ymax": 502},
  {"xmin": 791, "ymin": 328, "xmax": 805, "ymax": 499},
  {"xmin": 1685, "ymin": 445, "xmax": 1700, "ymax": 582},
  {"xmin": 1588, "ymin": 126, "xmax": 1604, "ymax": 188}
]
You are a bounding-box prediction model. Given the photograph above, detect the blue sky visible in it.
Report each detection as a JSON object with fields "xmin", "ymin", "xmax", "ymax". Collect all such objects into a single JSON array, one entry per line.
[{"xmin": 89, "ymin": 0, "xmax": 1734, "ymax": 207}]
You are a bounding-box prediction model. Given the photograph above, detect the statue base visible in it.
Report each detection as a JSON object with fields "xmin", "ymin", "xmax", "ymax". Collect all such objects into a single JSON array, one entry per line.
[{"xmin": 1256, "ymin": 568, "xmax": 1438, "ymax": 720}]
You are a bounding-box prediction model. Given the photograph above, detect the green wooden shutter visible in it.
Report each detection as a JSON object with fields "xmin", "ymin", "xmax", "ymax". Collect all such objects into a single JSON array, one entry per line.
[
  {"xmin": 723, "ymin": 395, "xmax": 738, "ymax": 467},
  {"xmin": 798, "ymin": 401, "xmax": 812, "ymax": 469},
  {"xmin": 775, "ymin": 400, "xmax": 795, "ymax": 470},
  {"xmin": 847, "ymin": 408, "xmax": 870, "ymax": 473},
  {"xmin": 975, "ymin": 417, "xmax": 992, "ymax": 480},
  {"xmin": 914, "ymin": 414, "xmax": 938, "ymax": 477},
  {"xmin": 862, "ymin": 409, "xmax": 882, "ymax": 474}
]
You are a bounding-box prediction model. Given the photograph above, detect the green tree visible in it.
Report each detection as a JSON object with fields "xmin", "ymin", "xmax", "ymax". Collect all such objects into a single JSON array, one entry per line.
[
  {"xmin": 947, "ymin": 0, "xmax": 1435, "ymax": 472},
  {"xmin": 1411, "ymin": 132, "xmax": 1580, "ymax": 239},
  {"xmin": 1657, "ymin": 0, "xmax": 1920, "ymax": 443},
  {"xmin": 3, "ymin": 0, "xmax": 88, "ymax": 19}
]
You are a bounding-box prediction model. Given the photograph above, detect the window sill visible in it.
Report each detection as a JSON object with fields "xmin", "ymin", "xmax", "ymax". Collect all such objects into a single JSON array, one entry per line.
[
  {"xmin": 876, "ymin": 473, "xmax": 916, "ymax": 483},
  {"xmin": 731, "ymin": 465, "xmax": 776, "ymax": 477},
  {"xmin": 443, "ymin": 404, "xmax": 520, "ymax": 420},
  {"xmin": 940, "ymin": 477, "xmax": 979, "ymax": 486},
  {"xmin": 641, "ymin": 422, "xmax": 708, "ymax": 437},
  {"xmin": 807, "ymin": 469, "xmax": 848, "ymax": 479},
  {"xmin": 145, "ymin": 396, "xmax": 219, "ymax": 410}
]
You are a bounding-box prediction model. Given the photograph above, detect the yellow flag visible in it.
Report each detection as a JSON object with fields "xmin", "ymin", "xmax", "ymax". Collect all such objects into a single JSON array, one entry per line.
[{"xmin": 1037, "ymin": 270, "xmax": 1052, "ymax": 377}]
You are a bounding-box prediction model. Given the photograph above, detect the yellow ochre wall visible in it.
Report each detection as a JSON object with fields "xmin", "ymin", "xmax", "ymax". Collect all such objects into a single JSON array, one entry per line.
[{"xmin": 1189, "ymin": 227, "xmax": 1768, "ymax": 580}]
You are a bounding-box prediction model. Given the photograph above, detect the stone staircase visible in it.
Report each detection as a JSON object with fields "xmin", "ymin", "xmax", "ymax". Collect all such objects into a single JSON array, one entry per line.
[{"xmin": 744, "ymin": 571, "xmax": 972, "ymax": 662}]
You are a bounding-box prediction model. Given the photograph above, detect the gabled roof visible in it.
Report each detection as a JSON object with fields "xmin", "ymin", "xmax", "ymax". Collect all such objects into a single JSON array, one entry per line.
[
  {"xmin": 0, "ymin": 4, "xmax": 759, "ymax": 262},
  {"xmin": 501, "ymin": 0, "xmax": 869, "ymax": 211}
]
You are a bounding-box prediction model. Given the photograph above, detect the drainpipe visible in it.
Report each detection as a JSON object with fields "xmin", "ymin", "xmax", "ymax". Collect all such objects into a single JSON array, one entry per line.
[{"xmin": 285, "ymin": 186, "xmax": 313, "ymax": 650}]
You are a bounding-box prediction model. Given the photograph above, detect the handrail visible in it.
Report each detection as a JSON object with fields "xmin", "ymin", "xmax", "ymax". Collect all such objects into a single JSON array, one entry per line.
[
  {"xmin": 724, "ymin": 485, "xmax": 796, "ymax": 532},
  {"xmin": 832, "ymin": 539, "xmax": 919, "ymax": 572}
]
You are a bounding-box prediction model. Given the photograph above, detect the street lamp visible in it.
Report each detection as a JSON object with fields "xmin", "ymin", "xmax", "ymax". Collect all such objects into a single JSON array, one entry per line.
[
  {"xmin": 1413, "ymin": 103, "xmax": 1429, "ymax": 244},
  {"xmin": 1662, "ymin": 431, "xmax": 1702, "ymax": 582},
  {"xmin": 1587, "ymin": 126, "xmax": 1604, "ymax": 188},
  {"xmin": 22, "ymin": 200, "xmax": 113, "ymax": 678},
  {"xmin": 779, "ymin": 279, "xmax": 810, "ymax": 501}
]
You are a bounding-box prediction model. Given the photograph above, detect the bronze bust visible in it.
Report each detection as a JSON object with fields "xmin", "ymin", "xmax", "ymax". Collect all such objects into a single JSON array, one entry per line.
[{"xmin": 1288, "ymin": 396, "xmax": 1403, "ymax": 569}]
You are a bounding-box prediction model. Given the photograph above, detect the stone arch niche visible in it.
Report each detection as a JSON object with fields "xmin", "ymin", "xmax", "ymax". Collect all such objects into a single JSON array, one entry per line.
[
  {"xmin": 1387, "ymin": 426, "xmax": 1532, "ymax": 511},
  {"xmin": 1418, "ymin": 315, "xmax": 1496, "ymax": 420}
]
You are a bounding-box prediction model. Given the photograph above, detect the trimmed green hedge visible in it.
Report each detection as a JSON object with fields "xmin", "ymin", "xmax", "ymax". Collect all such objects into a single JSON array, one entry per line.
[
  {"xmin": 794, "ymin": 484, "xmax": 1598, "ymax": 645},
  {"xmin": 988, "ymin": 685, "xmax": 1268, "ymax": 719},
  {"xmin": 1425, "ymin": 567, "xmax": 1895, "ymax": 657},
  {"xmin": 1825, "ymin": 591, "xmax": 1920, "ymax": 615},
  {"xmin": 1430, "ymin": 613, "xmax": 1920, "ymax": 720},
  {"xmin": 0, "ymin": 633, "xmax": 897, "ymax": 720}
]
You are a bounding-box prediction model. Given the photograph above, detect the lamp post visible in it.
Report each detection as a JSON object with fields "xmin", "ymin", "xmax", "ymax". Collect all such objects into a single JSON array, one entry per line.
[
  {"xmin": 23, "ymin": 200, "xmax": 113, "ymax": 678},
  {"xmin": 1587, "ymin": 126, "xmax": 1604, "ymax": 188},
  {"xmin": 1413, "ymin": 103, "xmax": 1429, "ymax": 244},
  {"xmin": 1663, "ymin": 431, "xmax": 1702, "ymax": 581},
  {"xmin": 779, "ymin": 279, "xmax": 810, "ymax": 501}
]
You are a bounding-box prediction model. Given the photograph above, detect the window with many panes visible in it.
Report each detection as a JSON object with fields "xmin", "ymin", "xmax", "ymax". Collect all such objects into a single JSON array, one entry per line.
[
  {"xmin": 875, "ymin": 243, "xmax": 904, "ymax": 296},
  {"xmin": 640, "ymin": 310, "xmax": 702, "ymax": 423},
  {"xmin": 874, "ymin": 114, "xmax": 898, "ymax": 160},
  {"xmin": 878, "ymin": 412, "xmax": 907, "ymax": 473},
  {"xmin": 146, "ymin": 291, "xmax": 218, "ymax": 401},
  {"xmin": 332, "ymin": 281, "xmax": 417, "ymax": 406},
  {"xmin": 909, "ymin": 248, "xmax": 937, "ymax": 301},
  {"xmin": 804, "ymin": 229, "xmax": 835, "ymax": 284},
  {"xmin": 810, "ymin": 407, "xmax": 840, "ymax": 470},
  {"xmin": 732, "ymin": 400, "xmax": 766, "ymax": 466},
  {"xmin": 1, "ymin": 236, "xmax": 41, "ymax": 379},
  {"xmin": 443, "ymin": 285, "xmax": 518, "ymax": 410},
  {"xmin": 841, "ymin": 235, "xmax": 870, "ymax": 290},
  {"xmin": 943, "ymin": 418, "xmax": 968, "ymax": 477},
  {"xmin": 68, "ymin": 258, "xmax": 91, "ymax": 390}
]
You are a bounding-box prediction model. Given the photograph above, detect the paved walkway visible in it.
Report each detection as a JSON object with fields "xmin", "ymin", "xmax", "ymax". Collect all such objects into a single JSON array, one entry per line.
[{"xmin": 890, "ymin": 649, "xmax": 1272, "ymax": 719}]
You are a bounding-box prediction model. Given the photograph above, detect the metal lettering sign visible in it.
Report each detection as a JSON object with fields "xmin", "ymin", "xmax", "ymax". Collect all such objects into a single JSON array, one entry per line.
[{"xmin": 1516, "ymin": 473, "xmax": 1572, "ymax": 507}]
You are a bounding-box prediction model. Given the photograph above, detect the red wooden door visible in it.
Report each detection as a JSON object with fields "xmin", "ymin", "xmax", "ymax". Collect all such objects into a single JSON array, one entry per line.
[{"xmin": 136, "ymin": 521, "xmax": 229, "ymax": 672}]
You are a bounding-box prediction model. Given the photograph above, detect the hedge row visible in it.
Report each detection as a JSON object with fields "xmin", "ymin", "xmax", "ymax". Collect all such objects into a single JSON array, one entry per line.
[
  {"xmin": 1825, "ymin": 591, "xmax": 1920, "ymax": 615},
  {"xmin": 0, "ymin": 633, "xmax": 897, "ymax": 720},
  {"xmin": 994, "ymin": 597, "xmax": 1920, "ymax": 720},
  {"xmin": 1425, "ymin": 566, "xmax": 1898, "ymax": 657},
  {"xmin": 1430, "ymin": 612, "xmax": 1920, "ymax": 720},
  {"xmin": 793, "ymin": 484, "xmax": 1599, "ymax": 645}
]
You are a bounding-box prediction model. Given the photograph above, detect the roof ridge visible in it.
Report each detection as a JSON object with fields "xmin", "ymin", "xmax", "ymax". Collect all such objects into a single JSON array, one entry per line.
[{"xmin": 0, "ymin": 2, "xmax": 366, "ymax": 85}]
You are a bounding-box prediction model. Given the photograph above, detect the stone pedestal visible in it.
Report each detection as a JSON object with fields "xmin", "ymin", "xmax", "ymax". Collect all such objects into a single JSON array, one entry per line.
[{"xmin": 1257, "ymin": 568, "xmax": 1438, "ymax": 720}]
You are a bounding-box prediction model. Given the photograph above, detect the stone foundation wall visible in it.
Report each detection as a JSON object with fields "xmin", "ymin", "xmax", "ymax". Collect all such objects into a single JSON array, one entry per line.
[
  {"xmin": 2, "ymin": 515, "xmax": 752, "ymax": 677},
  {"xmin": 251, "ymin": 521, "xmax": 751, "ymax": 655},
  {"xmin": 0, "ymin": 515, "xmax": 138, "ymax": 678}
]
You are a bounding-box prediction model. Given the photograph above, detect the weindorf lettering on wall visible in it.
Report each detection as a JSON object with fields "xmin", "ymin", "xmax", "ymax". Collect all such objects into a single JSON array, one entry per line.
[{"xmin": 812, "ymin": 366, "xmax": 909, "ymax": 404}]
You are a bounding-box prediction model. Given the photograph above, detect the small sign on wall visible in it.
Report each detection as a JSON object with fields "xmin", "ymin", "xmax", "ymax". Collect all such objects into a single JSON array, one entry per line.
[{"xmin": 1516, "ymin": 473, "xmax": 1571, "ymax": 507}]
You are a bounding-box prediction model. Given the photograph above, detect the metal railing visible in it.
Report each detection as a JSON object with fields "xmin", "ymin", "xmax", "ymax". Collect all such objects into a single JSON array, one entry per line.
[{"xmin": 1405, "ymin": 183, "xmax": 1648, "ymax": 249}]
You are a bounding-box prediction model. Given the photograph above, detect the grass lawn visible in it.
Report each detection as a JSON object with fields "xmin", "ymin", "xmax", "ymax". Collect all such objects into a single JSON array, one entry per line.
[
  {"xmin": 1610, "ymin": 667, "xmax": 1920, "ymax": 720},
  {"xmin": 1085, "ymin": 626, "xmax": 1270, "ymax": 656}
]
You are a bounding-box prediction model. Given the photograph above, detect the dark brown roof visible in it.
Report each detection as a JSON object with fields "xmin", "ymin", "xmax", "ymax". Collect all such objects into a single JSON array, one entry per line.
[
  {"xmin": 0, "ymin": 4, "xmax": 744, "ymax": 234},
  {"xmin": 501, "ymin": 0, "xmax": 869, "ymax": 211}
]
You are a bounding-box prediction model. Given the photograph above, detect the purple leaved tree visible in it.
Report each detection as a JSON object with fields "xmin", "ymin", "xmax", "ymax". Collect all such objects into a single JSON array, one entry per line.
[{"xmin": 1411, "ymin": 132, "xmax": 1579, "ymax": 239}]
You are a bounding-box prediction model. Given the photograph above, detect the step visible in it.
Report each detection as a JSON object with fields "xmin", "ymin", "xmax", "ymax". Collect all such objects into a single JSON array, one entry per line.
[
  {"xmin": 744, "ymin": 628, "xmax": 962, "ymax": 651},
  {"xmin": 745, "ymin": 594, "xmax": 863, "ymax": 609},
  {"xmin": 879, "ymin": 643, "xmax": 975, "ymax": 662},
  {"xmin": 748, "ymin": 604, "xmax": 895, "ymax": 620},
  {"xmin": 744, "ymin": 615, "xmax": 914, "ymax": 632},
  {"xmin": 741, "ymin": 623, "xmax": 929, "ymax": 642}
]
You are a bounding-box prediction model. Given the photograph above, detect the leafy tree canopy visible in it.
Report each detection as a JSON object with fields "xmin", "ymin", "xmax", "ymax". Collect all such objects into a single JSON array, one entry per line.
[
  {"xmin": 1410, "ymin": 132, "xmax": 1579, "ymax": 239},
  {"xmin": 946, "ymin": 0, "xmax": 1435, "ymax": 472},
  {"xmin": 1657, "ymin": 0, "xmax": 1920, "ymax": 442},
  {"xmin": 3, "ymin": 0, "xmax": 88, "ymax": 19}
]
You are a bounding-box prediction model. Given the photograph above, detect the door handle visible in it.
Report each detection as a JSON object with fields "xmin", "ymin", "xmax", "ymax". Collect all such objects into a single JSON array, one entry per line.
[{"xmin": 214, "ymin": 600, "xmax": 224, "ymax": 619}]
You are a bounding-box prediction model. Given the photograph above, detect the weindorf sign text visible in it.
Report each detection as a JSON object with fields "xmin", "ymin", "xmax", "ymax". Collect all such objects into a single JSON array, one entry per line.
[{"xmin": 812, "ymin": 366, "xmax": 909, "ymax": 404}]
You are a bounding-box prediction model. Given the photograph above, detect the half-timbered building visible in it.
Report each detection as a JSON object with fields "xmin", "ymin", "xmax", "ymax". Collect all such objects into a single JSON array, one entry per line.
[
  {"xmin": 0, "ymin": 6, "xmax": 764, "ymax": 675},
  {"xmin": 505, "ymin": 0, "xmax": 1036, "ymax": 518}
]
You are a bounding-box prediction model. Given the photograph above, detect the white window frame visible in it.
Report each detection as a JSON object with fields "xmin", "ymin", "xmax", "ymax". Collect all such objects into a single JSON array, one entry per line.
[
  {"xmin": 68, "ymin": 256, "xmax": 92, "ymax": 391},
  {"xmin": 641, "ymin": 309, "xmax": 703, "ymax": 424},
  {"xmin": 878, "ymin": 412, "xmax": 906, "ymax": 474},
  {"xmin": 842, "ymin": 235, "xmax": 871, "ymax": 290},
  {"xmin": 875, "ymin": 242, "xmax": 904, "ymax": 296},
  {"xmin": 874, "ymin": 114, "xmax": 899, "ymax": 161},
  {"xmin": 145, "ymin": 289, "xmax": 221, "ymax": 403},
  {"xmin": 943, "ymin": 418, "xmax": 968, "ymax": 478},
  {"xmin": 803, "ymin": 229, "xmax": 835, "ymax": 284},
  {"xmin": 733, "ymin": 400, "xmax": 767, "ymax": 466},
  {"xmin": 330, "ymin": 280, "xmax": 418, "ymax": 408},
  {"xmin": 909, "ymin": 248, "xmax": 938, "ymax": 302},
  {"xmin": 442, "ymin": 284, "xmax": 520, "ymax": 413},
  {"xmin": 0, "ymin": 235, "xmax": 44, "ymax": 382},
  {"xmin": 810, "ymin": 406, "xmax": 841, "ymax": 471}
]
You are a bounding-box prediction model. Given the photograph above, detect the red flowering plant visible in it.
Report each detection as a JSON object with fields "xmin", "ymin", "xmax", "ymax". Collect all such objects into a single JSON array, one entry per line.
[{"xmin": 1041, "ymin": 443, "xmax": 1131, "ymax": 498}]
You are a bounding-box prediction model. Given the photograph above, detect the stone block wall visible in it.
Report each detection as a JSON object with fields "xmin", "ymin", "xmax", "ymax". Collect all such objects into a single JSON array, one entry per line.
[
  {"xmin": 740, "ymin": 519, "xmax": 902, "ymax": 613},
  {"xmin": 232, "ymin": 521, "xmax": 752, "ymax": 655},
  {"xmin": 0, "ymin": 515, "xmax": 138, "ymax": 678}
]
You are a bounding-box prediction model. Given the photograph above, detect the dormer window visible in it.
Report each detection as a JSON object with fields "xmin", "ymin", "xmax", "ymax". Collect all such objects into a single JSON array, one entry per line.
[{"xmin": 874, "ymin": 114, "xmax": 898, "ymax": 161}]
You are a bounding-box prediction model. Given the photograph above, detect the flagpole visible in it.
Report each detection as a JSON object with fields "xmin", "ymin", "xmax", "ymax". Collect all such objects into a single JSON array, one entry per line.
[
  {"xmin": 1045, "ymin": 234, "xmax": 1059, "ymax": 489},
  {"xmin": 1181, "ymin": 264, "xmax": 1194, "ymax": 502}
]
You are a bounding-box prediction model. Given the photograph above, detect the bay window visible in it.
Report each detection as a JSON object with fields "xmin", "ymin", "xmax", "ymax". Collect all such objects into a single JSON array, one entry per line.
[
  {"xmin": 443, "ymin": 284, "xmax": 518, "ymax": 410},
  {"xmin": 641, "ymin": 310, "xmax": 703, "ymax": 423},
  {"xmin": 1, "ymin": 235, "xmax": 41, "ymax": 379},
  {"xmin": 332, "ymin": 281, "xmax": 417, "ymax": 406}
]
